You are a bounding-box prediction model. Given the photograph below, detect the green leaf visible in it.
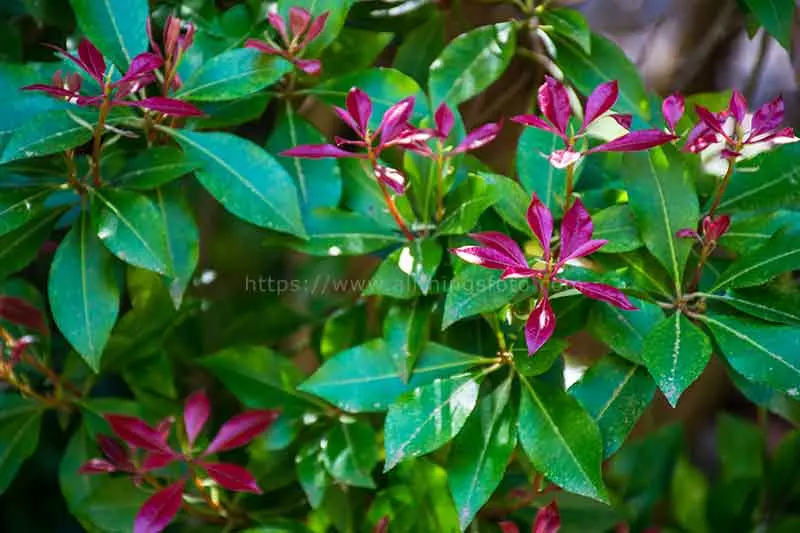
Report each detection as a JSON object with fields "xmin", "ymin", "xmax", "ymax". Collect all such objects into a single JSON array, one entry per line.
[
  {"xmin": 623, "ymin": 148, "xmax": 699, "ymax": 292},
  {"xmin": 542, "ymin": 8, "xmax": 591, "ymax": 53},
  {"xmin": 0, "ymin": 187, "xmax": 51, "ymax": 236},
  {"xmin": 1, "ymin": 110, "xmax": 92, "ymax": 163},
  {"xmin": 384, "ymin": 373, "xmax": 480, "ymax": 470},
  {"xmin": 320, "ymin": 28, "xmax": 394, "ymax": 78},
  {"xmin": 379, "ymin": 239, "xmax": 442, "ymax": 296},
  {"xmin": 310, "ymin": 68, "xmax": 429, "ymax": 128},
  {"xmin": 554, "ymin": 32, "xmax": 649, "ymax": 119},
  {"xmin": 69, "ymin": 0, "xmax": 148, "ymax": 68},
  {"xmin": 383, "ymin": 301, "xmax": 433, "ymax": 381},
  {"xmin": 518, "ymin": 375, "xmax": 608, "ymax": 502},
  {"xmin": 698, "ymin": 312, "xmax": 800, "ymax": 397},
  {"xmin": 719, "ymin": 210, "xmax": 800, "ymax": 254},
  {"xmin": 277, "ymin": 0, "xmax": 354, "ymax": 55},
  {"xmin": 711, "ymin": 226, "xmax": 800, "ymax": 292},
  {"xmin": 727, "ymin": 364, "xmax": 800, "ymax": 426},
  {"xmin": 592, "ymin": 205, "xmax": 644, "ymax": 253},
  {"xmin": 717, "ymin": 414, "xmax": 765, "ymax": 482},
  {"xmin": 266, "ymin": 105, "xmax": 342, "ymax": 210},
  {"xmin": 702, "ymin": 289, "xmax": 800, "ymax": 325},
  {"xmin": 93, "ymin": 189, "xmax": 171, "ymax": 275},
  {"xmin": 321, "ymin": 419, "xmax": 378, "ymax": 488},
  {"xmin": 286, "ymin": 208, "xmax": 403, "ymax": 256},
  {"xmin": 641, "ymin": 312, "xmax": 711, "ymax": 407},
  {"xmin": 0, "ymin": 395, "xmax": 43, "ymax": 494},
  {"xmin": 516, "ymin": 127, "xmax": 566, "ymax": 214},
  {"xmin": 49, "ymin": 212, "xmax": 120, "ymax": 370},
  {"xmin": 153, "ymin": 184, "xmax": 199, "ymax": 307},
  {"xmin": 0, "ymin": 209, "xmax": 62, "ymax": 280},
  {"xmin": 437, "ymin": 175, "xmax": 499, "ymax": 236},
  {"xmin": 178, "ymin": 50, "xmax": 293, "ymax": 101},
  {"xmin": 569, "ymin": 355, "xmax": 655, "ymax": 457},
  {"xmin": 587, "ymin": 298, "xmax": 664, "ymax": 364},
  {"xmin": 512, "ymin": 339, "xmax": 569, "ymax": 376},
  {"xmin": 199, "ymin": 345, "xmax": 311, "ymax": 410},
  {"xmin": 169, "ymin": 129, "xmax": 306, "ymax": 238},
  {"xmin": 114, "ymin": 146, "xmax": 197, "ymax": 190},
  {"xmin": 296, "ymin": 442, "xmax": 329, "ymax": 508},
  {"xmin": 717, "ymin": 144, "xmax": 800, "ymax": 211},
  {"xmin": 364, "ymin": 254, "xmax": 420, "ymax": 300},
  {"xmin": 429, "ymin": 22, "xmax": 516, "ymax": 106},
  {"xmin": 742, "ymin": 0, "xmax": 795, "ymax": 49},
  {"xmin": 443, "ymin": 264, "xmax": 526, "ymax": 328},
  {"xmin": 670, "ymin": 457, "xmax": 710, "ymax": 533},
  {"xmin": 339, "ymin": 157, "xmax": 413, "ymax": 230},
  {"xmin": 188, "ymin": 93, "xmax": 272, "ymax": 130},
  {"xmin": 448, "ymin": 376, "xmax": 516, "ymax": 529},
  {"xmin": 393, "ymin": 15, "xmax": 445, "ymax": 89},
  {"xmin": 479, "ymin": 172, "xmax": 532, "ymax": 234},
  {"xmin": 300, "ymin": 341, "xmax": 486, "ymax": 412}
]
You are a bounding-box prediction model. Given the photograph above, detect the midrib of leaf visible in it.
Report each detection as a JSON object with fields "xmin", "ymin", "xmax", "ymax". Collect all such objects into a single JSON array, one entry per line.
[
  {"xmin": 712, "ymin": 248, "xmax": 800, "ymax": 292},
  {"xmin": 155, "ymin": 188, "xmax": 176, "ymax": 275},
  {"xmin": 0, "ymin": 188, "xmax": 50, "ymax": 221},
  {"xmin": 619, "ymin": 254, "xmax": 671, "ymax": 296},
  {"xmin": 285, "ymin": 102, "xmax": 308, "ymax": 201},
  {"xmin": 180, "ymin": 62, "xmax": 283, "ymax": 98},
  {"xmin": 309, "ymin": 359, "xmax": 479, "ymax": 387},
  {"xmin": 102, "ymin": 0, "xmax": 130, "ymax": 64},
  {"xmin": 0, "ymin": 210, "xmax": 61, "ymax": 262},
  {"xmin": 0, "ymin": 413, "xmax": 40, "ymax": 471},
  {"xmin": 170, "ymin": 130, "xmax": 297, "ymax": 231},
  {"xmin": 95, "ymin": 192, "xmax": 166, "ymax": 273},
  {"xmin": 387, "ymin": 375, "xmax": 476, "ymax": 468},
  {"xmin": 444, "ymin": 275, "xmax": 518, "ymax": 326},
  {"xmin": 595, "ymin": 364, "xmax": 638, "ymax": 421},
  {"xmin": 520, "ymin": 375, "xmax": 597, "ymax": 496},
  {"xmin": 718, "ymin": 165, "xmax": 800, "ymax": 209},
  {"xmin": 116, "ymin": 163, "xmax": 191, "ymax": 181},
  {"xmin": 702, "ymin": 293, "xmax": 800, "ymax": 323},
  {"xmin": 610, "ymin": 305, "xmax": 643, "ymax": 341},
  {"xmin": 647, "ymin": 155, "xmax": 680, "ymax": 292},
  {"xmin": 0, "ymin": 404, "xmax": 41, "ymax": 422},
  {"xmin": 8, "ymin": 124, "xmax": 88, "ymax": 159},
  {"xmin": 698, "ymin": 314, "xmax": 800, "ymax": 376},
  {"xmin": 668, "ymin": 313, "xmax": 682, "ymax": 399},
  {"xmin": 441, "ymin": 32, "xmax": 499, "ymax": 104},
  {"xmin": 79, "ymin": 214, "xmax": 95, "ymax": 358}
]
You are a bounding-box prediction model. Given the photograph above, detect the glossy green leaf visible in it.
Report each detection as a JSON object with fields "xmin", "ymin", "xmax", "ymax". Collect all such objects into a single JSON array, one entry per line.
[
  {"xmin": 437, "ymin": 175, "xmax": 499, "ymax": 236},
  {"xmin": 49, "ymin": 213, "xmax": 120, "ymax": 370},
  {"xmin": 0, "ymin": 209, "xmax": 62, "ymax": 280},
  {"xmin": 1, "ymin": 110, "xmax": 92, "ymax": 164},
  {"xmin": 569, "ymin": 355, "xmax": 655, "ymax": 457},
  {"xmin": 727, "ymin": 366, "xmax": 800, "ymax": 425},
  {"xmin": 592, "ymin": 205, "xmax": 644, "ymax": 253},
  {"xmin": 69, "ymin": 0, "xmax": 148, "ymax": 68},
  {"xmin": 300, "ymin": 340, "xmax": 485, "ymax": 412},
  {"xmin": 587, "ymin": 298, "xmax": 664, "ymax": 364},
  {"xmin": 93, "ymin": 189, "xmax": 171, "ymax": 275},
  {"xmin": 189, "ymin": 93, "xmax": 272, "ymax": 130},
  {"xmin": 393, "ymin": 15, "xmax": 445, "ymax": 89},
  {"xmin": 384, "ymin": 301, "xmax": 433, "ymax": 381},
  {"xmin": 479, "ymin": 172, "xmax": 532, "ymax": 234},
  {"xmin": 0, "ymin": 396, "xmax": 43, "ymax": 494},
  {"xmin": 553, "ymin": 32, "xmax": 649, "ymax": 118},
  {"xmin": 376, "ymin": 239, "xmax": 442, "ymax": 296},
  {"xmin": 448, "ymin": 376, "xmax": 516, "ymax": 529},
  {"xmin": 277, "ymin": 0, "xmax": 354, "ymax": 55},
  {"xmin": 717, "ymin": 144, "xmax": 800, "ymax": 210},
  {"xmin": 516, "ymin": 127, "xmax": 566, "ymax": 214},
  {"xmin": 670, "ymin": 457, "xmax": 710, "ymax": 533},
  {"xmin": 0, "ymin": 188, "xmax": 51, "ymax": 236},
  {"xmin": 266, "ymin": 105, "xmax": 342, "ymax": 210},
  {"xmin": 699, "ymin": 312, "xmax": 800, "ymax": 397},
  {"xmin": 717, "ymin": 414, "xmax": 765, "ymax": 482},
  {"xmin": 320, "ymin": 28, "xmax": 393, "ymax": 78},
  {"xmin": 742, "ymin": 0, "xmax": 795, "ymax": 49},
  {"xmin": 296, "ymin": 442, "xmax": 329, "ymax": 508},
  {"xmin": 114, "ymin": 146, "xmax": 197, "ymax": 190},
  {"xmin": 442, "ymin": 264, "xmax": 527, "ymax": 328},
  {"xmin": 701, "ymin": 289, "xmax": 800, "ymax": 325},
  {"xmin": 542, "ymin": 8, "xmax": 591, "ymax": 53},
  {"xmin": 169, "ymin": 129, "xmax": 306, "ymax": 238},
  {"xmin": 384, "ymin": 373, "xmax": 480, "ymax": 470},
  {"xmin": 310, "ymin": 68, "xmax": 429, "ymax": 127},
  {"xmin": 199, "ymin": 345, "xmax": 311, "ymax": 410},
  {"xmin": 364, "ymin": 254, "xmax": 420, "ymax": 300},
  {"xmin": 178, "ymin": 50, "xmax": 293, "ymax": 101},
  {"xmin": 518, "ymin": 375, "xmax": 608, "ymax": 502},
  {"xmin": 339, "ymin": 157, "xmax": 413, "ymax": 229},
  {"xmin": 429, "ymin": 22, "xmax": 516, "ymax": 106},
  {"xmin": 711, "ymin": 226, "xmax": 800, "ymax": 292},
  {"xmin": 718, "ymin": 210, "xmax": 800, "ymax": 255},
  {"xmin": 287, "ymin": 209, "xmax": 404, "ymax": 256},
  {"xmin": 512, "ymin": 338, "xmax": 569, "ymax": 376},
  {"xmin": 641, "ymin": 312, "xmax": 711, "ymax": 407},
  {"xmin": 321, "ymin": 419, "xmax": 378, "ymax": 488},
  {"xmin": 153, "ymin": 184, "xmax": 199, "ymax": 307},
  {"xmin": 623, "ymin": 148, "xmax": 699, "ymax": 292}
]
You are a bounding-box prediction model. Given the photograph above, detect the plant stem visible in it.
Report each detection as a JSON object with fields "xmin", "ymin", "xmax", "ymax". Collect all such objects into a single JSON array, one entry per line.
[
  {"xmin": 378, "ymin": 179, "xmax": 415, "ymax": 241},
  {"xmin": 91, "ymin": 86, "xmax": 113, "ymax": 187},
  {"xmin": 563, "ymin": 162, "xmax": 575, "ymax": 209},
  {"xmin": 707, "ymin": 159, "xmax": 735, "ymax": 217},
  {"xmin": 686, "ymin": 244, "xmax": 711, "ymax": 294},
  {"xmin": 435, "ymin": 142, "xmax": 445, "ymax": 222}
]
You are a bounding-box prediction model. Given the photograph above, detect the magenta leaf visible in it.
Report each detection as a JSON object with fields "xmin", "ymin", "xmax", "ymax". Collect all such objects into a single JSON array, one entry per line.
[
  {"xmin": 587, "ymin": 130, "xmax": 677, "ymax": 154},
  {"xmin": 244, "ymin": 39, "xmax": 283, "ymax": 56},
  {"xmin": 548, "ymin": 149, "xmax": 582, "ymax": 169},
  {"xmin": 45, "ymin": 44, "xmax": 92, "ymax": 77},
  {"xmin": 378, "ymin": 97, "xmax": 415, "ymax": 145},
  {"xmin": 559, "ymin": 239, "xmax": 608, "ymax": 263},
  {"xmin": 750, "ymin": 96, "xmax": 784, "ymax": 137},
  {"xmin": 702, "ymin": 215, "xmax": 731, "ymax": 242},
  {"xmin": 20, "ymin": 83, "xmax": 79, "ymax": 100},
  {"xmin": 450, "ymin": 245, "xmax": 527, "ymax": 271},
  {"xmin": 511, "ymin": 114, "xmax": 557, "ymax": 135},
  {"xmin": 346, "ymin": 88, "xmax": 373, "ymax": 136},
  {"xmin": 435, "ymin": 103, "xmax": 455, "ymax": 138},
  {"xmin": 130, "ymin": 97, "xmax": 204, "ymax": 117},
  {"xmin": 525, "ymin": 297, "xmax": 556, "ymax": 355},
  {"xmin": 134, "ymin": 480, "xmax": 184, "ymax": 533},
  {"xmin": 375, "ymin": 165, "xmax": 407, "ymax": 195},
  {"xmin": 183, "ymin": 390, "xmax": 210, "ymax": 447},
  {"xmin": 105, "ymin": 415, "xmax": 175, "ymax": 454},
  {"xmin": 289, "ymin": 7, "xmax": 313, "ymax": 37},
  {"xmin": 611, "ymin": 114, "xmax": 633, "ymax": 129},
  {"xmin": 676, "ymin": 228, "xmax": 699, "ymax": 239},
  {"xmin": 526, "ymin": 194, "xmax": 554, "ymax": 262},
  {"xmin": 374, "ymin": 516, "xmax": 390, "ymax": 533},
  {"xmin": 141, "ymin": 452, "xmax": 179, "ymax": 471},
  {"xmin": 684, "ymin": 122, "xmax": 717, "ymax": 153},
  {"xmin": 97, "ymin": 435, "xmax": 130, "ymax": 466},
  {"xmin": 500, "ymin": 266, "xmax": 544, "ymax": 280},
  {"xmin": 281, "ymin": 144, "xmax": 358, "ymax": 159},
  {"xmin": 0, "ymin": 296, "xmax": 46, "ymax": 333},
  {"xmin": 728, "ymin": 90, "xmax": 747, "ymax": 124},
  {"xmin": 78, "ymin": 458, "xmax": 117, "ymax": 474},
  {"xmin": 498, "ymin": 521, "xmax": 521, "ymax": 533},
  {"xmin": 558, "ymin": 198, "xmax": 593, "ymax": 264},
  {"xmin": 469, "ymin": 232, "xmax": 527, "ymax": 268},
  {"xmin": 533, "ymin": 501, "xmax": 561, "ymax": 533},
  {"xmin": 77, "ymin": 39, "xmax": 106, "ymax": 83},
  {"xmin": 581, "ymin": 81, "xmax": 618, "ymax": 131},
  {"xmin": 693, "ymin": 106, "xmax": 728, "ymax": 138},
  {"xmin": 451, "ymin": 122, "xmax": 501, "ymax": 154},
  {"xmin": 268, "ymin": 12, "xmax": 289, "ymax": 44},
  {"xmin": 538, "ymin": 76, "xmax": 571, "ymax": 135},
  {"xmin": 203, "ymin": 410, "xmax": 278, "ymax": 456},
  {"xmin": 201, "ymin": 462, "xmax": 262, "ymax": 494},
  {"xmin": 661, "ymin": 93, "xmax": 684, "ymax": 133},
  {"xmin": 565, "ymin": 281, "xmax": 637, "ymax": 310},
  {"xmin": 295, "ymin": 58, "xmax": 322, "ymax": 75},
  {"xmin": 301, "ymin": 13, "xmax": 329, "ymax": 47},
  {"xmin": 116, "ymin": 53, "xmax": 163, "ymax": 86}
]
